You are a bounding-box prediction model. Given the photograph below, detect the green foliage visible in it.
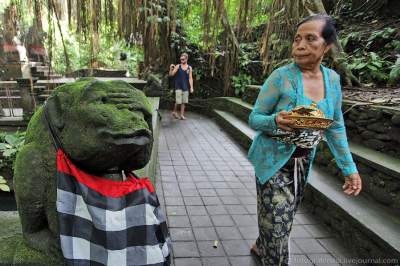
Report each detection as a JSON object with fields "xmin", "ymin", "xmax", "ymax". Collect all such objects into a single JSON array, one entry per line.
[
  {"xmin": 238, "ymin": 43, "xmax": 257, "ymax": 68},
  {"xmin": 175, "ymin": 0, "xmax": 205, "ymax": 46},
  {"xmin": 366, "ymin": 27, "xmax": 396, "ymax": 49},
  {"xmin": 339, "ymin": 24, "xmax": 399, "ymax": 86},
  {"xmin": 389, "ymin": 57, "xmax": 400, "ymax": 86},
  {"xmin": 170, "ymin": 31, "xmax": 195, "ymax": 54},
  {"xmin": 0, "ymin": 131, "xmax": 26, "ymax": 172},
  {"xmin": 0, "ymin": 175, "xmax": 10, "ymax": 192},
  {"xmin": 386, "ymin": 40, "xmax": 400, "ymax": 51},
  {"xmin": 341, "ymin": 27, "xmax": 395, "ymax": 52},
  {"xmin": 231, "ymin": 73, "xmax": 254, "ymax": 96},
  {"xmin": 51, "ymin": 30, "xmax": 143, "ymax": 75},
  {"xmin": 346, "ymin": 52, "xmax": 391, "ymax": 84},
  {"xmin": 340, "ymin": 32, "xmax": 362, "ymax": 50},
  {"xmin": 175, "ymin": 0, "xmax": 272, "ymax": 49},
  {"xmin": 0, "ymin": 0, "xmax": 11, "ymax": 10}
]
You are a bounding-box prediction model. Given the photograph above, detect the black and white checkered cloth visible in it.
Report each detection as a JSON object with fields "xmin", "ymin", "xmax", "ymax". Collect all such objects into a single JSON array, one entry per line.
[{"xmin": 56, "ymin": 149, "xmax": 171, "ymax": 266}]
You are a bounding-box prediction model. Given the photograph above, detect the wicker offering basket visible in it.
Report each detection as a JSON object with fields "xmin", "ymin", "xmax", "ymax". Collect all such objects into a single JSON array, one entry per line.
[{"xmin": 286, "ymin": 103, "xmax": 333, "ymax": 129}]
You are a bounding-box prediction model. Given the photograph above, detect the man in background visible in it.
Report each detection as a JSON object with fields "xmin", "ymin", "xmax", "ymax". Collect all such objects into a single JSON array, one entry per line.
[{"xmin": 169, "ymin": 53, "xmax": 193, "ymax": 120}]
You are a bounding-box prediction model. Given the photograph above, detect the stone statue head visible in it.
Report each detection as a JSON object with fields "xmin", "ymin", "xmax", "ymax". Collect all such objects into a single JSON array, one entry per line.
[{"xmin": 45, "ymin": 78, "xmax": 153, "ymax": 173}]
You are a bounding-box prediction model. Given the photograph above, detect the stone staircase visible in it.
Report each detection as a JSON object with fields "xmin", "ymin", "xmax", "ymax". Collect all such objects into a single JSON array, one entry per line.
[
  {"xmin": 206, "ymin": 96, "xmax": 400, "ymax": 261},
  {"xmin": 30, "ymin": 63, "xmax": 63, "ymax": 80}
]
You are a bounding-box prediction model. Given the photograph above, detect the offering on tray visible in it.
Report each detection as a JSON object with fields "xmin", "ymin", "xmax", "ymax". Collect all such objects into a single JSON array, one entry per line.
[{"xmin": 286, "ymin": 103, "xmax": 333, "ymax": 129}]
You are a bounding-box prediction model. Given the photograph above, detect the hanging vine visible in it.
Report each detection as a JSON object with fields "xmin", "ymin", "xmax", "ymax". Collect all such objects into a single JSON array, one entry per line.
[
  {"xmin": 76, "ymin": 0, "xmax": 89, "ymax": 39},
  {"xmin": 50, "ymin": 0, "xmax": 71, "ymax": 71},
  {"xmin": 260, "ymin": 0, "xmax": 304, "ymax": 75},
  {"xmin": 202, "ymin": 0, "xmax": 212, "ymax": 48},
  {"xmin": 219, "ymin": 0, "xmax": 240, "ymax": 96},
  {"xmin": 2, "ymin": 3, "xmax": 19, "ymax": 43},
  {"xmin": 103, "ymin": 0, "xmax": 114, "ymax": 31}
]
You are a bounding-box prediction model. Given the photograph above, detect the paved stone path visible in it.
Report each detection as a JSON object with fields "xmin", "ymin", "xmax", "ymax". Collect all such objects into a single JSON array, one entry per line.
[{"xmin": 156, "ymin": 111, "xmax": 357, "ymax": 266}]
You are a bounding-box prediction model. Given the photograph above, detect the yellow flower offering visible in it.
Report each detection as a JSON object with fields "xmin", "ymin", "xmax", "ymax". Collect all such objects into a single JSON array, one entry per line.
[{"xmin": 286, "ymin": 103, "xmax": 334, "ymax": 129}]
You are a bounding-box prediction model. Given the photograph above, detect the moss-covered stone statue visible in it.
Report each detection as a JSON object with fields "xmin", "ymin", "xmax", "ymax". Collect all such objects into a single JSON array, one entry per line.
[{"xmin": 13, "ymin": 78, "xmax": 154, "ymax": 258}]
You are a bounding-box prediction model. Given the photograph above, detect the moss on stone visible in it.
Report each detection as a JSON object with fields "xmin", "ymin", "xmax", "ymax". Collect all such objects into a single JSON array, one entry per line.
[
  {"xmin": 13, "ymin": 79, "xmax": 157, "ymax": 258},
  {"xmin": 0, "ymin": 211, "xmax": 21, "ymax": 238},
  {"xmin": 0, "ymin": 234, "xmax": 63, "ymax": 266},
  {"xmin": 0, "ymin": 210, "xmax": 21, "ymax": 264},
  {"xmin": 13, "ymin": 236, "xmax": 63, "ymax": 266},
  {"xmin": 242, "ymin": 85, "xmax": 260, "ymax": 105},
  {"xmin": 0, "ymin": 235, "xmax": 19, "ymax": 264}
]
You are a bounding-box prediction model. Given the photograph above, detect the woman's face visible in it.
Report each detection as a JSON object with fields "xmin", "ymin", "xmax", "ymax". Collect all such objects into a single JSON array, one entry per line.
[{"xmin": 292, "ymin": 19, "xmax": 332, "ymax": 67}]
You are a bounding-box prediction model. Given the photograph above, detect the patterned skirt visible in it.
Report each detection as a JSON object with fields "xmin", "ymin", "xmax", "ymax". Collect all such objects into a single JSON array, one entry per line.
[{"xmin": 255, "ymin": 149, "xmax": 311, "ymax": 266}]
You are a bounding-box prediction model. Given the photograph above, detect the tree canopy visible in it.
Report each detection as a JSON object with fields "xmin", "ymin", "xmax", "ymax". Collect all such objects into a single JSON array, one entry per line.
[{"xmin": 0, "ymin": 0, "xmax": 399, "ymax": 96}]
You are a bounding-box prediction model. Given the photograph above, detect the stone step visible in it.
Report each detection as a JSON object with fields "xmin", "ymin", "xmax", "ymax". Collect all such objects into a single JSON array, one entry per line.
[
  {"xmin": 213, "ymin": 98, "xmax": 400, "ymax": 212},
  {"xmin": 38, "ymin": 94, "xmax": 50, "ymax": 99},
  {"xmin": 31, "ymin": 66, "xmax": 49, "ymax": 72},
  {"xmin": 29, "ymin": 61, "xmax": 45, "ymax": 67},
  {"xmin": 347, "ymin": 142, "xmax": 400, "ymax": 179},
  {"xmin": 305, "ymin": 168, "xmax": 400, "ymax": 259},
  {"xmin": 210, "ymin": 97, "xmax": 400, "ymax": 177},
  {"xmin": 211, "ymin": 108, "xmax": 400, "ymax": 259},
  {"xmin": 0, "ymin": 96, "xmax": 21, "ymax": 100},
  {"xmin": 0, "ymin": 96, "xmax": 22, "ymax": 108},
  {"xmin": 213, "ymin": 109, "xmax": 255, "ymax": 149},
  {"xmin": 210, "ymin": 97, "xmax": 253, "ymax": 123},
  {"xmin": 0, "ymin": 89, "xmax": 20, "ymax": 96},
  {"xmin": 36, "ymin": 74, "xmax": 63, "ymax": 80},
  {"xmin": 315, "ymin": 140, "xmax": 400, "ymax": 214},
  {"xmin": 0, "ymin": 108, "xmax": 27, "ymax": 131}
]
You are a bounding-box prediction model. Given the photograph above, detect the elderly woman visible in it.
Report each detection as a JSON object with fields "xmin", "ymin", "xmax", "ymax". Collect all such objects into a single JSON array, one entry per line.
[{"xmin": 248, "ymin": 14, "xmax": 362, "ymax": 265}]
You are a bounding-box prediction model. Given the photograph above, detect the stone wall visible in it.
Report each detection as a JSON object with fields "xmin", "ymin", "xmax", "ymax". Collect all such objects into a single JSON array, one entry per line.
[
  {"xmin": 314, "ymin": 141, "xmax": 400, "ymax": 214},
  {"xmin": 242, "ymin": 85, "xmax": 260, "ymax": 105},
  {"xmin": 343, "ymin": 102, "xmax": 400, "ymax": 158}
]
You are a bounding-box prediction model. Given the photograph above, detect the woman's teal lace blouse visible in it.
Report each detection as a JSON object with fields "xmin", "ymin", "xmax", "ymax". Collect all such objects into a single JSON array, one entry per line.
[{"xmin": 248, "ymin": 63, "xmax": 358, "ymax": 185}]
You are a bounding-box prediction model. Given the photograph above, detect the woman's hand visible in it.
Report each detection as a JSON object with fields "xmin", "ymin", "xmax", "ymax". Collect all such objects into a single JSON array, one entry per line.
[
  {"xmin": 275, "ymin": 111, "xmax": 296, "ymax": 131},
  {"xmin": 342, "ymin": 173, "xmax": 362, "ymax": 196}
]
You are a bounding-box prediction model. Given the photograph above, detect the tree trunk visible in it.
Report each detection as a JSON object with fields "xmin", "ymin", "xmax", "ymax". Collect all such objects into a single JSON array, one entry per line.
[
  {"xmin": 218, "ymin": 0, "xmax": 240, "ymax": 96},
  {"xmin": 2, "ymin": 4, "xmax": 18, "ymax": 43},
  {"xmin": 51, "ymin": 0, "xmax": 71, "ymax": 72},
  {"xmin": 203, "ymin": 0, "xmax": 212, "ymax": 47},
  {"xmin": 33, "ymin": 0, "xmax": 44, "ymax": 31},
  {"xmin": 90, "ymin": 0, "xmax": 101, "ymax": 68},
  {"xmin": 159, "ymin": 0, "xmax": 176, "ymax": 68}
]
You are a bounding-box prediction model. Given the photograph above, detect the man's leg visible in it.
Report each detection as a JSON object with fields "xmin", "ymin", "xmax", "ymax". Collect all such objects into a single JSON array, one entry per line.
[
  {"xmin": 172, "ymin": 103, "xmax": 178, "ymax": 118},
  {"xmin": 180, "ymin": 104, "xmax": 186, "ymax": 120},
  {"xmin": 173, "ymin": 90, "xmax": 182, "ymax": 119},
  {"xmin": 180, "ymin": 91, "xmax": 188, "ymax": 120}
]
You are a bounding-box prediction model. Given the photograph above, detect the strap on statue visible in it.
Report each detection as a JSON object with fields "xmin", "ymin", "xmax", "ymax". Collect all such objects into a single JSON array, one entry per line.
[{"xmin": 43, "ymin": 105, "xmax": 63, "ymax": 151}]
